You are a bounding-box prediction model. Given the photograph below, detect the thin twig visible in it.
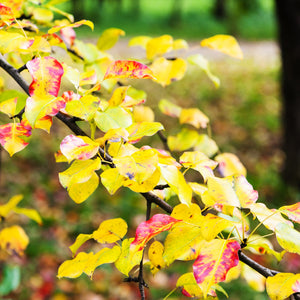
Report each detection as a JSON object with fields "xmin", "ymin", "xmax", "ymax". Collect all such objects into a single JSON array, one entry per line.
[
  {"xmin": 154, "ymin": 184, "xmax": 169, "ymax": 190},
  {"xmin": 157, "ymin": 130, "xmax": 171, "ymax": 152}
]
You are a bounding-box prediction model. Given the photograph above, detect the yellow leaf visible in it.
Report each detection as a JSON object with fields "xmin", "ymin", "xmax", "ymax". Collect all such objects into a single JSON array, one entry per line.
[
  {"xmin": 0, "ymin": 225, "xmax": 29, "ymax": 256},
  {"xmin": 179, "ymin": 108, "xmax": 210, "ymax": 129},
  {"xmin": 133, "ymin": 106, "xmax": 154, "ymax": 123},
  {"xmin": 32, "ymin": 7, "xmax": 53, "ymax": 24},
  {"xmin": 128, "ymin": 36, "xmax": 152, "ymax": 49},
  {"xmin": 171, "ymin": 203, "xmax": 203, "ymax": 224},
  {"xmin": 158, "ymin": 98, "xmax": 182, "ymax": 118},
  {"xmin": 168, "ymin": 128, "xmax": 199, "ymax": 152},
  {"xmin": 0, "ymin": 194, "xmax": 23, "ymax": 218},
  {"xmin": 215, "ymin": 153, "xmax": 247, "ymax": 177},
  {"xmin": 100, "ymin": 168, "xmax": 125, "ymax": 195},
  {"xmin": 176, "ymin": 272, "xmax": 203, "ymax": 298},
  {"xmin": 92, "ymin": 218, "xmax": 127, "ymax": 244},
  {"xmin": 48, "ymin": 19, "xmax": 94, "ymax": 34},
  {"xmin": 194, "ymin": 134, "xmax": 219, "ymax": 157},
  {"xmin": 201, "ymin": 34, "xmax": 243, "ymax": 59},
  {"xmin": 173, "ymin": 39, "xmax": 189, "ymax": 50},
  {"xmin": 275, "ymin": 223, "xmax": 300, "ymax": 255},
  {"xmin": 0, "ymin": 97, "xmax": 17, "ymax": 117},
  {"xmin": 97, "ymin": 28, "xmax": 125, "ymax": 51},
  {"xmin": 159, "ymin": 165, "xmax": 192, "ymax": 206},
  {"xmin": 241, "ymin": 263, "xmax": 266, "ymax": 292},
  {"xmin": 266, "ymin": 273, "xmax": 300, "ymax": 300},
  {"xmin": 250, "ymin": 203, "xmax": 293, "ymax": 231},
  {"xmin": 146, "ymin": 35, "xmax": 173, "ymax": 60},
  {"xmin": 69, "ymin": 234, "xmax": 92, "ymax": 256},
  {"xmin": 13, "ymin": 207, "xmax": 42, "ymax": 225},
  {"xmin": 148, "ymin": 241, "xmax": 166, "ymax": 274},
  {"xmin": 151, "ymin": 57, "xmax": 187, "ymax": 87},
  {"xmin": 57, "ymin": 246, "xmax": 121, "ymax": 279},
  {"xmin": 127, "ymin": 122, "xmax": 164, "ymax": 143}
]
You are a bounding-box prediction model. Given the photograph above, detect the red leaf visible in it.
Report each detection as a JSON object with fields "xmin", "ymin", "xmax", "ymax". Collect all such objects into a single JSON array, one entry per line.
[
  {"xmin": 131, "ymin": 214, "xmax": 181, "ymax": 251},
  {"xmin": 103, "ymin": 60, "xmax": 156, "ymax": 81},
  {"xmin": 193, "ymin": 239, "xmax": 240, "ymax": 296},
  {"xmin": 26, "ymin": 56, "xmax": 64, "ymax": 97},
  {"xmin": 0, "ymin": 4, "xmax": 14, "ymax": 27}
]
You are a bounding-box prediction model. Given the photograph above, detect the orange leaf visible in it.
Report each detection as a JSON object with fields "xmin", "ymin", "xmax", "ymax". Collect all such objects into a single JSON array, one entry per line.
[
  {"xmin": 131, "ymin": 214, "xmax": 181, "ymax": 252},
  {"xmin": 193, "ymin": 239, "xmax": 240, "ymax": 297},
  {"xmin": 26, "ymin": 56, "xmax": 64, "ymax": 97},
  {"xmin": 103, "ymin": 60, "xmax": 156, "ymax": 81}
]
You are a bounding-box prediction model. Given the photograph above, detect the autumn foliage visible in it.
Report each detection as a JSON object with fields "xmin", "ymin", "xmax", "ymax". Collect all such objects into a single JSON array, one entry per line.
[{"xmin": 1, "ymin": 1, "xmax": 300, "ymax": 299}]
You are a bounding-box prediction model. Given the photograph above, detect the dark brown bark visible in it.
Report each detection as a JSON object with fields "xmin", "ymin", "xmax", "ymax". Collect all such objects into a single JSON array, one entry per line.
[
  {"xmin": 275, "ymin": 0, "xmax": 300, "ymax": 189},
  {"xmin": 213, "ymin": 0, "xmax": 226, "ymax": 20}
]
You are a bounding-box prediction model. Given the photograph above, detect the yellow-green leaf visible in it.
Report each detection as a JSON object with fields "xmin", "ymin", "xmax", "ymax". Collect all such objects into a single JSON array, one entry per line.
[
  {"xmin": 128, "ymin": 35, "xmax": 152, "ymax": 49},
  {"xmin": 94, "ymin": 107, "xmax": 132, "ymax": 132},
  {"xmin": 97, "ymin": 28, "xmax": 125, "ymax": 51},
  {"xmin": 12, "ymin": 207, "xmax": 42, "ymax": 225},
  {"xmin": 115, "ymin": 238, "xmax": 143, "ymax": 276},
  {"xmin": 266, "ymin": 273, "xmax": 300, "ymax": 300},
  {"xmin": 168, "ymin": 128, "xmax": 199, "ymax": 152},
  {"xmin": 158, "ymin": 99, "xmax": 182, "ymax": 118},
  {"xmin": 188, "ymin": 54, "xmax": 220, "ymax": 88},
  {"xmin": 92, "ymin": 218, "xmax": 127, "ymax": 244},
  {"xmin": 201, "ymin": 34, "xmax": 243, "ymax": 59}
]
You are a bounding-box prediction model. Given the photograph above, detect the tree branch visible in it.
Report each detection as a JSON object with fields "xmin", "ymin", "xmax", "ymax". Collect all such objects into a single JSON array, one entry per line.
[{"xmin": 157, "ymin": 130, "xmax": 171, "ymax": 152}]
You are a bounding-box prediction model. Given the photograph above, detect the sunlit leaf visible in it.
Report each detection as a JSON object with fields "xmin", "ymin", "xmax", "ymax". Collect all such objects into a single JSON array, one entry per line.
[
  {"xmin": 92, "ymin": 218, "xmax": 127, "ymax": 244},
  {"xmin": 275, "ymin": 223, "xmax": 300, "ymax": 255},
  {"xmin": 100, "ymin": 168, "xmax": 125, "ymax": 195},
  {"xmin": 176, "ymin": 272, "xmax": 203, "ymax": 298},
  {"xmin": 48, "ymin": 19, "xmax": 94, "ymax": 34},
  {"xmin": 173, "ymin": 39, "xmax": 189, "ymax": 50},
  {"xmin": 241, "ymin": 263, "xmax": 266, "ymax": 292},
  {"xmin": 0, "ymin": 4, "xmax": 14, "ymax": 27},
  {"xmin": 150, "ymin": 57, "xmax": 186, "ymax": 87},
  {"xmin": 0, "ymin": 195, "xmax": 23, "ymax": 219},
  {"xmin": 65, "ymin": 94, "xmax": 100, "ymax": 121},
  {"xmin": 250, "ymin": 203, "xmax": 293, "ymax": 231},
  {"xmin": 193, "ymin": 239, "xmax": 240, "ymax": 297},
  {"xmin": 194, "ymin": 134, "xmax": 219, "ymax": 157},
  {"xmin": 146, "ymin": 35, "xmax": 173, "ymax": 60},
  {"xmin": 103, "ymin": 60, "xmax": 155, "ymax": 81},
  {"xmin": 148, "ymin": 241, "xmax": 166, "ymax": 274},
  {"xmin": 57, "ymin": 246, "xmax": 121, "ymax": 279},
  {"xmin": 130, "ymin": 214, "xmax": 181, "ymax": 252},
  {"xmin": 0, "ymin": 121, "xmax": 31, "ymax": 156},
  {"xmin": 179, "ymin": 108, "xmax": 209, "ymax": 129},
  {"xmin": 201, "ymin": 176, "xmax": 240, "ymax": 209},
  {"xmin": 115, "ymin": 238, "xmax": 143, "ymax": 276},
  {"xmin": 32, "ymin": 7, "xmax": 53, "ymax": 24},
  {"xmin": 126, "ymin": 122, "xmax": 163, "ymax": 143},
  {"xmin": 60, "ymin": 27, "xmax": 76, "ymax": 47},
  {"xmin": 25, "ymin": 94, "xmax": 66, "ymax": 126},
  {"xmin": 133, "ymin": 106, "xmax": 154, "ymax": 123},
  {"xmin": 26, "ymin": 56, "xmax": 64, "ymax": 97},
  {"xmin": 158, "ymin": 99, "xmax": 182, "ymax": 118},
  {"xmin": 266, "ymin": 273, "xmax": 300, "ymax": 300},
  {"xmin": 60, "ymin": 135, "xmax": 99, "ymax": 162},
  {"xmin": 168, "ymin": 128, "xmax": 199, "ymax": 152},
  {"xmin": 59, "ymin": 158, "xmax": 101, "ymax": 203},
  {"xmin": 0, "ymin": 225, "xmax": 29, "ymax": 256},
  {"xmin": 279, "ymin": 202, "xmax": 300, "ymax": 224},
  {"xmin": 0, "ymin": 32, "xmax": 31, "ymax": 54},
  {"xmin": 13, "ymin": 207, "xmax": 42, "ymax": 225},
  {"xmin": 215, "ymin": 153, "xmax": 247, "ymax": 177},
  {"xmin": 0, "ymin": 97, "xmax": 17, "ymax": 117},
  {"xmin": 97, "ymin": 28, "xmax": 125, "ymax": 51},
  {"xmin": 128, "ymin": 36, "xmax": 152, "ymax": 49},
  {"xmin": 201, "ymin": 34, "xmax": 243, "ymax": 59},
  {"xmin": 94, "ymin": 107, "xmax": 132, "ymax": 132},
  {"xmin": 108, "ymin": 86, "xmax": 129, "ymax": 107},
  {"xmin": 160, "ymin": 164, "xmax": 192, "ymax": 206},
  {"xmin": 69, "ymin": 234, "xmax": 92, "ymax": 257}
]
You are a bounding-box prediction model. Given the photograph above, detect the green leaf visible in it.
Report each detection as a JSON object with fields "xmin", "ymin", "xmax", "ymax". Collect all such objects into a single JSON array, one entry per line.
[
  {"xmin": 0, "ymin": 265, "xmax": 21, "ymax": 296},
  {"xmin": 97, "ymin": 28, "xmax": 125, "ymax": 51},
  {"xmin": 94, "ymin": 107, "xmax": 132, "ymax": 132}
]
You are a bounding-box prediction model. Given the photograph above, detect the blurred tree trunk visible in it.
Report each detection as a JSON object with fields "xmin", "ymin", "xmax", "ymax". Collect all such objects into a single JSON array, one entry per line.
[
  {"xmin": 169, "ymin": 0, "xmax": 183, "ymax": 27},
  {"xmin": 213, "ymin": 0, "xmax": 226, "ymax": 20},
  {"xmin": 70, "ymin": 0, "xmax": 85, "ymax": 20},
  {"xmin": 275, "ymin": 0, "xmax": 300, "ymax": 189}
]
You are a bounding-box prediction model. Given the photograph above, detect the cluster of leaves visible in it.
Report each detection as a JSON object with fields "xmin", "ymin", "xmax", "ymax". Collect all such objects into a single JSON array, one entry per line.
[{"xmin": 1, "ymin": 1, "xmax": 300, "ymax": 299}]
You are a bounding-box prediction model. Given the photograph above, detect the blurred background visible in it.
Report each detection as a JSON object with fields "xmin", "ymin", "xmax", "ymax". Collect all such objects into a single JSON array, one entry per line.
[{"xmin": 1, "ymin": 0, "xmax": 300, "ymax": 299}]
